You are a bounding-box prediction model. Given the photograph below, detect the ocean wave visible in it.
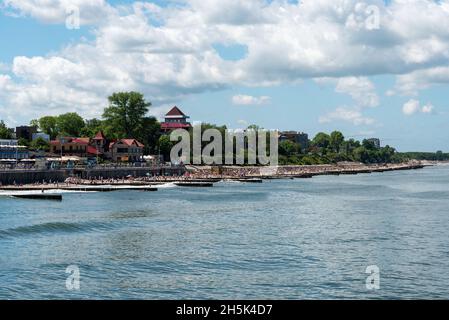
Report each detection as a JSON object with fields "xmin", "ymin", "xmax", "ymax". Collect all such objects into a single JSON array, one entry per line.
[
  {"xmin": 0, "ymin": 220, "xmax": 113, "ymax": 239},
  {"xmin": 0, "ymin": 190, "xmax": 96, "ymax": 197},
  {"xmin": 157, "ymin": 182, "xmax": 178, "ymax": 189}
]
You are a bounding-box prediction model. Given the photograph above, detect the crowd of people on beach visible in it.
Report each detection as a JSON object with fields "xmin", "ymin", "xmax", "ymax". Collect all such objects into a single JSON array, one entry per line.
[{"xmin": 0, "ymin": 161, "xmax": 424, "ymax": 188}]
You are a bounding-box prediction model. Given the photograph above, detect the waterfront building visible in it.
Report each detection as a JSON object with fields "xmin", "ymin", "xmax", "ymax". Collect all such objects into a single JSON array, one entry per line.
[
  {"xmin": 50, "ymin": 137, "xmax": 92, "ymax": 157},
  {"xmin": 161, "ymin": 106, "xmax": 192, "ymax": 133},
  {"xmin": 50, "ymin": 132, "xmax": 145, "ymax": 163},
  {"xmin": 279, "ymin": 131, "xmax": 309, "ymax": 152},
  {"xmin": 91, "ymin": 131, "xmax": 108, "ymax": 154},
  {"xmin": 0, "ymin": 139, "xmax": 30, "ymax": 160},
  {"xmin": 16, "ymin": 126, "xmax": 37, "ymax": 141},
  {"xmin": 108, "ymin": 139, "xmax": 144, "ymax": 162},
  {"xmin": 367, "ymin": 138, "xmax": 381, "ymax": 149}
]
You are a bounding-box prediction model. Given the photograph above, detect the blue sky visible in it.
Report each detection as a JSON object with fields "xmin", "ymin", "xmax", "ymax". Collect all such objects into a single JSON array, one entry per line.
[{"xmin": 1, "ymin": 0, "xmax": 449, "ymax": 151}]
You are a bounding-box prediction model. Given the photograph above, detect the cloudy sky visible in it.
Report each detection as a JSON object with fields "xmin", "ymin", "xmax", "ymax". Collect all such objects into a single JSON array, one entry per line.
[{"xmin": 1, "ymin": 0, "xmax": 449, "ymax": 151}]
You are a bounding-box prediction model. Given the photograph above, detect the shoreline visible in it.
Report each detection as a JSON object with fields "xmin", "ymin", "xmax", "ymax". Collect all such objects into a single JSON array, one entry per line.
[{"xmin": 0, "ymin": 162, "xmax": 427, "ymax": 191}]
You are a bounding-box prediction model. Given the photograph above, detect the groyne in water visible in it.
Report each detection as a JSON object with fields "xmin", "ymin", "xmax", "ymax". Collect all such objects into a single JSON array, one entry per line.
[
  {"xmin": 0, "ymin": 163, "xmax": 425, "ymax": 187},
  {"xmin": 189, "ymin": 162, "xmax": 426, "ymax": 179}
]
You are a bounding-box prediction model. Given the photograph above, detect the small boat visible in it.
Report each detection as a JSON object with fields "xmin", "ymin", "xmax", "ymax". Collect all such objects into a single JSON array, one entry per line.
[{"xmin": 12, "ymin": 194, "xmax": 63, "ymax": 201}]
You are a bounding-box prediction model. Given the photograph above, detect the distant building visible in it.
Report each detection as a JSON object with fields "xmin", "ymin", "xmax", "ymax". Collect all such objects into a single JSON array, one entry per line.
[
  {"xmin": 16, "ymin": 126, "xmax": 37, "ymax": 141},
  {"xmin": 32, "ymin": 132, "xmax": 50, "ymax": 142},
  {"xmin": 161, "ymin": 106, "xmax": 192, "ymax": 133},
  {"xmin": 367, "ymin": 138, "xmax": 381, "ymax": 149},
  {"xmin": 91, "ymin": 131, "xmax": 108, "ymax": 154},
  {"xmin": 108, "ymin": 139, "xmax": 144, "ymax": 162},
  {"xmin": 279, "ymin": 131, "xmax": 309, "ymax": 151},
  {"xmin": 50, "ymin": 132, "xmax": 145, "ymax": 163},
  {"xmin": 0, "ymin": 139, "xmax": 30, "ymax": 160},
  {"xmin": 50, "ymin": 137, "xmax": 92, "ymax": 157}
]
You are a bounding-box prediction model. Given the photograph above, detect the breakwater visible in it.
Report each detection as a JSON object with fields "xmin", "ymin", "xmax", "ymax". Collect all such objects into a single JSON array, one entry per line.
[
  {"xmin": 0, "ymin": 162, "xmax": 425, "ymax": 186},
  {"xmin": 188, "ymin": 162, "xmax": 426, "ymax": 179},
  {"xmin": 0, "ymin": 166, "xmax": 185, "ymax": 186},
  {"xmin": 0, "ymin": 169, "xmax": 68, "ymax": 185}
]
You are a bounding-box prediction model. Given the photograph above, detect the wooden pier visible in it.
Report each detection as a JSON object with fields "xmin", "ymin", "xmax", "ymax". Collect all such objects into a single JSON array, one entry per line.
[
  {"xmin": 12, "ymin": 194, "xmax": 63, "ymax": 201},
  {"xmin": 0, "ymin": 185, "xmax": 158, "ymax": 192}
]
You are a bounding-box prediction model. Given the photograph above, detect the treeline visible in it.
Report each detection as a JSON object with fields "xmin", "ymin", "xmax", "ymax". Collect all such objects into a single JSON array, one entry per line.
[
  {"xmin": 2, "ymin": 90, "xmax": 443, "ymax": 164},
  {"xmin": 0, "ymin": 120, "xmax": 12, "ymax": 139},
  {"xmin": 25, "ymin": 92, "xmax": 161, "ymax": 154},
  {"xmin": 397, "ymin": 151, "xmax": 449, "ymax": 161},
  {"xmin": 279, "ymin": 131, "xmax": 404, "ymax": 165}
]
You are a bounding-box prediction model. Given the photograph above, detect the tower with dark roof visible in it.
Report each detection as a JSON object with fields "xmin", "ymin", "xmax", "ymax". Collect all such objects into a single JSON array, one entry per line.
[{"xmin": 161, "ymin": 106, "xmax": 192, "ymax": 133}]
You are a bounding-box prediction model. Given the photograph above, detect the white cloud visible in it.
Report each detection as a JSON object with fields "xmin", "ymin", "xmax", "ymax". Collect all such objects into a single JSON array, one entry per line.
[
  {"xmin": 1, "ymin": 0, "xmax": 449, "ymax": 121},
  {"xmin": 385, "ymin": 89, "xmax": 395, "ymax": 97},
  {"xmin": 319, "ymin": 107, "xmax": 375, "ymax": 126},
  {"xmin": 0, "ymin": 74, "xmax": 11, "ymax": 88},
  {"xmin": 189, "ymin": 0, "xmax": 274, "ymax": 25},
  {"xmin": 402, "ymin": 99, "xmax": 421, "ymax": 115},
  {"xmin": 335, "ymin": 77, "xmax": 379, "ymax": 108},
  {"xmin": 394, "ymin": 66, "xmax": 449, "ymax": 96},
  {"xmin": 315, "ymin": 76, "xmax": 379, "ymax": 126},
  {"xmin": 402, "ymin": 99, "xmax": 435, "ymax": 115},
  {"xmin": 2, "ymin": 0, "xmax": 115, "ymax": 25},
  {"xmin": 237, "ymin": 119, "xmax": 248, "ymax": 126},
  {"xmin": 422, "ymin": 103, "xmax": 435, "ymax": 114},
  {"xmin": 232, "ymin": 94, "xmax": 271, "ymax": 105}
]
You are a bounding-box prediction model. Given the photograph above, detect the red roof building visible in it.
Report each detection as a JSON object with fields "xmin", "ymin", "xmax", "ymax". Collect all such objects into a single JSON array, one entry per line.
[
  {"xmin": 50, "ymin": 137, "xmax": 91, "ymax": 156},
  {"xmin": 109, "ymin": 138, "xmax": 145, "ymax": 162},
  {"xmin": 93, "ymin": 131, "xmax": 106, "ymax": 141},
  {"xmin": 161, "ymin": 106, "xmax": 192, "ymax": 133},
  {"xmin": 50, "ymin": 132, "xmax": 145, "ymax": 162}
]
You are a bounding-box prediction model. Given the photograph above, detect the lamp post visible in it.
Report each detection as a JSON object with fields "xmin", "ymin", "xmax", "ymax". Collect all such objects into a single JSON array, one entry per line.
[
  {"xmin": 15, "ymin": 142, "xmax": 18, "ymax": 168},
  {"xmin": 60, "ymin": 138, "xmax": 65, "ymax": 168}
]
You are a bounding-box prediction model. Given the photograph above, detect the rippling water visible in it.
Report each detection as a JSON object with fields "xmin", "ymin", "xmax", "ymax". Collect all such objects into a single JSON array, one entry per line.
[{"xmin": 1, "ymin": 166, "xmax": 449, "ymax": 299}]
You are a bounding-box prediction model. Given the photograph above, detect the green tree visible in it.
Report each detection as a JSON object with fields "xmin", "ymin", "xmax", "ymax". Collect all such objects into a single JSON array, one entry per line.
[
  {"xmin": 81, "ymin": 118, "xmax": 104, "ymax": 137},
  {"xmin": 103, "ymin": 92, "xmax": 151, "ymax": 139},
  {"xmin": 0, "ymin": 120, "xmax": 12, "ymax": 139},
  {"xmin": 29, "ymin": 119, "xmax": 40, "ymax": 128},
  {"xmin": 38, "ymin": 116, "xmax": 59, "ymax": 139},
  {"xmin": 30, "ymin": 137, "xmax": 50, "ymax": 152},
  {"xmin": 312, "ymin": 132, "xmax": 331, "ymax": 153},
  {"xmin": 158, "ymin": 135, "xmax": 174, "ymax": 161},
  {"xmin": 247, "ymin": 124, "xmax": 262, "ymax": 130},
  {"xmin": 342, "ymin": 138, "xmax": 360, "ymax": 157},
  {"xmin": 362, "ymin": 139, "xmax": 376, "ymax": 150},
  {"xmin": 330, "ymin": 131, "xmax": 345, "ymax": 153},
  {"xmin": 279, "ymin": 140, "xmax": 300, "ymax": 157},
  {"xmin": 56, "ymin": 112, "xmax": 85, "ymax": 137},
  {"xmin": 137, "ymin": 117, "xmax": 161, "ymax": 154},
  {"xmin": 353, "ymin": 146, "xmax": 368, "ymax": 163},
  {"xmin": 379, "ymin": 145, "xmax": 396, "ymax": 163},
  {"xmin": 18, "ymin": 138, "xmax": 30, "ymax": 147}
]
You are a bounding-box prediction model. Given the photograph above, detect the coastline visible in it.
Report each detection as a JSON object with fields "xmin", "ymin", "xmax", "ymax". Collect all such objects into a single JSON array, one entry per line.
[{"xmin": 0, "ymin": 161, "xmax": 427, "ymax": 191}]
